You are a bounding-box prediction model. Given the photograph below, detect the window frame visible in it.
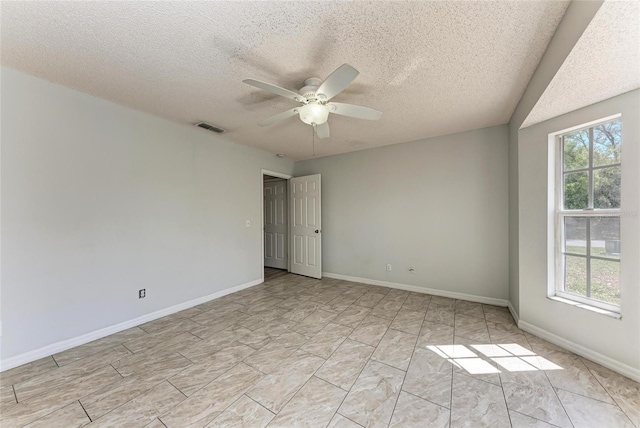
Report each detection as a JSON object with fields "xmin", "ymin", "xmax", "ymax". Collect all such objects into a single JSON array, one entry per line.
[{"xmin": 554, "ymin": 116, "xmax": 622, "ymax": 313}]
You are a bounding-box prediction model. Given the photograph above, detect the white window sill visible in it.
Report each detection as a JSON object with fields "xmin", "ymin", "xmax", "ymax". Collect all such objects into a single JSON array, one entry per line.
[{"xmin": 547, "ymin": 295, "xmax": 621, "ymax": 319}]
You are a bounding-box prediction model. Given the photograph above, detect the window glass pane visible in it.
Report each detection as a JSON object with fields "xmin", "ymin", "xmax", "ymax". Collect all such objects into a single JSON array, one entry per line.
[
  {"xmin": 591, "ymin": 259, "xmax": 620, "ymax": 305},
  {"xmin": 590, "ymin": 217, "xmax": 620, "ymax": 260},
  {"xmin": 594, "ymin": 167, "xmax": 621, "ymax": 209},
  {"xmin": 563, "ymin": 130, "xmax": 589, "ymax": 171},
  {"xmin": 564, "ymin": 255, "xmax": 587, "ymax": 297},
  {"xmin": 593, "ymin": 121, "xmax": 621, "ymax": 167},
  {"xmin": 564, "ymin": 171, "xmax": 589, "ymax": 209},
  {"xmin": 564, "ymin": 217, "xmax": 586, "ymax": 255}
]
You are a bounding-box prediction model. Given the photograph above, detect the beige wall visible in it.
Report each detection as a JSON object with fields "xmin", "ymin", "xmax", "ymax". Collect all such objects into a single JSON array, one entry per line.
[
  {"xmin": 295, "ymin": 125, "xmax": 509, "ymax": 301},
  {"xmin": 0, "ymin": 67, "xmax": 294, "ymax": 361}
]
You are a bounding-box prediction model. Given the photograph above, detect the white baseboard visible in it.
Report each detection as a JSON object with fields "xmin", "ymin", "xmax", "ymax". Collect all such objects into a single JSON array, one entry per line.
[
  {"xmin": 507, "ymin": 301, "xmax": 520, "ymax": 324},
  {"xmin": 0, "ymin": 278, "xmax": 263, "ymax": 372},
  {"xmin": 323, "ymin": 272, "xmax": 509, "ymax": 307},
  {"xmin": 518, "ymin": 320, "xmax": 640, "ymax": 382}
]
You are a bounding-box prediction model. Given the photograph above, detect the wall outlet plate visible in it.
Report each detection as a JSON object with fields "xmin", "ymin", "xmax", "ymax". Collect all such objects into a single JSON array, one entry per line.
[{"xmin": 386, "ymin": 264, "xmax": 392, "ymax": 271}]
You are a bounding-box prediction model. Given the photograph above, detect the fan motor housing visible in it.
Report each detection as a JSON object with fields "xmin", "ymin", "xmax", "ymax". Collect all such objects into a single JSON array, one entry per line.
[{"xmin": 298, "ymin": 77, "xmax": 322, "ymax": 98}]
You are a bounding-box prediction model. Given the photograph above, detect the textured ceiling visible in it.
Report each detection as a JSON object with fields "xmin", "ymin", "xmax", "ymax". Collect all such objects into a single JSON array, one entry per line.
[
  {"xmin": 523, "ymin": 0, "xmax": 640, "ymax": 128},
  {"xmin": 1, "ymin": 1, "xmax": 569, "ymax": 160}
]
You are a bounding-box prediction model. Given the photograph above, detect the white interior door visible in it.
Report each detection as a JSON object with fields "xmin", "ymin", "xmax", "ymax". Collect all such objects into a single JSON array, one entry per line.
[
  {"xmin": 264, "ymin": 179, "xmax": 288, "ymax": 270},
  {"xmin": 290, "ymin": 174, "xmax": 322, "ymax": 279}
]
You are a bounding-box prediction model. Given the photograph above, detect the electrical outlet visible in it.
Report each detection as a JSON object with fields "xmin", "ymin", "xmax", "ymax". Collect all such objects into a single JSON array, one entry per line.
[
  {"xmin": 386, "ymin": 264, "xmax": 392, "ymax": 271},
  {"xmin": 139, "ymin": 289, "xmax": 146, "ymax": 299}
]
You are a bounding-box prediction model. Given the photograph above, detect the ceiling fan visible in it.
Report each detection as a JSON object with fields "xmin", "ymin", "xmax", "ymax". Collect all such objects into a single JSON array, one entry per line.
[{"xmin": 243, "ymin": 64, "xmax": 382, "ymax": 139}]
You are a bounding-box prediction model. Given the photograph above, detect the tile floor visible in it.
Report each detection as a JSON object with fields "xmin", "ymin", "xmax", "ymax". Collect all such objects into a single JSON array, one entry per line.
[{"xmin": 1, "ymin": 269, "xmax": 638, "ymax": 427}]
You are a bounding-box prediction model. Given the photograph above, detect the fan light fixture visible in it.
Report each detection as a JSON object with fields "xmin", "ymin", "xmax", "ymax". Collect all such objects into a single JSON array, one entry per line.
[{"xmin": 297, "ymin": 103, "xmax": 330, "ymax": 125}]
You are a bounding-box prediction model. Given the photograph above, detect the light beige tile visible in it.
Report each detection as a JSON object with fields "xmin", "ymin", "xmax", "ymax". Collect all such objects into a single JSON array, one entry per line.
[
  {"xmin": 425, "ymin": 304, "xmax": 455, "ymax": 327},
  {"xmin": 368, "ymin": 302, "xmax": 401, "ymax": 321},
  {"xmin": 334, "ymin": 305, "xmax": 371, "ymax": 328},
  {"xmin": 338, "ymin": 361, "xmax": 405, "ymax": 428},
  {"xmin": 139, "ymin": 317, "xmax": 201, "ymax": 335},
  {"xmin": 581, "ymin": 358, "xmax": 640, "ymax": 426},
  {"xmin": 500, "ymin": 370, "xmax": 571, "ymax": 428},
  {"xmin": 90, "ymin": 381, "xmax": 185, "ymax": 427},
  {"xmin": 328, "ymin": 414, "xmax": 363, "ymax": 428},
  {"xmin": 268, "ymin": 376, "xmax": 347, "ymax": 427},
  {"xmin": 482, "ymin": 305, "xmax": 515, "ymax": 325},
  {"xmin": 143, "ymin": 419, "xmax": 166, "ymax": 428},
  {"xmin": 81, "ymin": 352, "xmax": 192, "ymax": 420},
  {"xmin": 280, "ymin": 301, "xmax": 324, "ymax": 322},
  {"xmin": 299, "ymin": 322, "xmax": 353, "ymax": 359},
  {"xmin": 23, "ymin": 401, "xmax": 90, "ymax": 428},
  {"xmin": 237, "ymin": 319, "xmax": 296, "ymax": 349},
  {"xmin": 169, "ymin": 342, "xmax": 256, "ymax": 396},
  {"xmin": 349, "ymin": 315, "xmax": 391, "ymax": 347},
  {"xmin": 244, "ymin": 331, "xmax": 309, "ymax": 373},
  {"xmin": 15, "ymin": 345, "xmax": 131, "ymax": 402},
  {"xmin": 123, "ymin": 329, "xmax": 196, "ymax": 354},
  {"xmin": 371, "ymin": 328, "xmax": 417, "ymax": 371},
  {"xmin": 453, "ymin": 314, "xmax": 490, "ymax": 342},
  {"xmin": 0, "ymin": 357, "xmax": 58, "ymax": 386},
  {"xmin": 402, "ymin": 347, "xmax": 453, "ymax": 408},
  {"xmin": 322, "ymin": 296, "xmax": 358, "ymax": 313},
  {"xmin": 389, "ymin": 310, "xmax": 425, "ymax": 335},
  {"xmin": 290, "ymin": 309, "xmax": 338, "ymax": 335},
  {"xmin": 401, "ymin": 293, "xmax": 431, "ymax": 312},
  {"xmin": 450, "ymin": 373, "xmax": 510, "ymax": 428},
  {"xmin": 1, "ymin": 385, "xmax": 17, "ymax": 406},
  {"xmin": 246, "ymin": 350, "xmax": 325, "ymax": 413},
  {"xmin": 454, "ymin": 301, "xmax": 484, "ymax": 319},
  {"xmin": 237, "ymin": 307, "xmax": 291, "ymax": 331},
  {"xmin": 52, "ymin": 328, "xmax": 147, "ymax": 366},
  {"xmin": 354, "ymin": 292, "xmax": 386, "ymax": 309},
  {"xmin": 238, "ymin": 297, "xmax": 285, "ymax": 315},
  {"xmin": 0, "ymin": 366, "xmax": 121, "ymax": 428},
  {"xmin": 389, "ymin": 391, "xmax": 450, "ymax": 428},
  {"xmin": 557, "ymin": 388, "xmax": 635, "ymax": 428},
  {"xmin": 111, "ymin": 350, "xmax": 191, "ymax": 378},
  {"xmin": 160, "ymin": 363, "xmax": 263, "ymax": 428},
  {"xmin": 431, "ymin": 296, "xmax": 456, "ymax": 307},
  {"xmin": 316, "ymin": 339, "xmax": 375, "ymax": 390},
  {"xmin": 509, "ymin": 410, "xmax": 558, "ymax": 427},
  {"xmin": 542, "ymin": 350, "xmax": 615, "ymax": 404},
  {"xmin": 205, "ymin": 395, "xmax": 274, "ymax": 427},
  {"xmin": 417, "ymin": 321, "xmax": 454, "ymax": 347},
  {"xmin": 177, "ymin": 326, "xmax": 251, "ymax": 362}
]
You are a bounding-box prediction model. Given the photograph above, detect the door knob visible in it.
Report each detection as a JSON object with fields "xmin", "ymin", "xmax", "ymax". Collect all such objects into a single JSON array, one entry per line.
[{"xmin": 315, "ymin": 230, "xmax": 320, "ymax": 233}]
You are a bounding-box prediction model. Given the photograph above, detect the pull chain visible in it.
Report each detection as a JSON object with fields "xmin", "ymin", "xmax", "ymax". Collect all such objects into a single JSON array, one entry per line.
[{"xmin": 312, "ymin": 124, "xmax": 316, "ymax": 157}]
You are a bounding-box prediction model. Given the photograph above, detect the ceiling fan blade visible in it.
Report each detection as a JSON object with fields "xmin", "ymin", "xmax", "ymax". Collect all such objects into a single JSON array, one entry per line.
[
  {"xmin": 328, "ymin": 102, "xmax": 382, "ymax": 120},
  {"xmin": 243, "ymin": 79, "xmax": 305, "ymax": 102},
  {"xmin": 258, "ymin": 108, "xmax": 299, "ymax": 127},
  {"xmin": 315, "ymin": 122, "xmax": 330, "ymax": 139},
  {"xmin": 315, "ymin": 64, "xmax": 359, "ymax": 101}
]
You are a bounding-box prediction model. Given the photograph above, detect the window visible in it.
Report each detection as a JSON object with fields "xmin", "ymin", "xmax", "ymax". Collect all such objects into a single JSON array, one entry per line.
[{"xmin": 555, "ymin": 118, "xmax": 621, "ymax": 312}]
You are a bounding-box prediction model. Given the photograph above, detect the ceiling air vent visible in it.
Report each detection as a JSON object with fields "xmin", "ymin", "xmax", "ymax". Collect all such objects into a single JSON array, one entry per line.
[{"xmin": 195, "ymin": 121, "xmax": 226, "ymax": 134}]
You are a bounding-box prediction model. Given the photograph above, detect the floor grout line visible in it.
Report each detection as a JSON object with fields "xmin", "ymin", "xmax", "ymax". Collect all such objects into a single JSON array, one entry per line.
[
  {"xmin": 508, "ymin": 409, "xmax": 566, "ymax": 428},
  {"xmin": 78, "ymin": 399, "xmax": 93, "ymax": 422}
]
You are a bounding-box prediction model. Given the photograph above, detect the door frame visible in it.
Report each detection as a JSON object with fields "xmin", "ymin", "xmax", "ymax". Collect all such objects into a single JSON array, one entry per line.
[{"xmin": 261, "ymin": 169, "xmax": 293, "ymax": 283}]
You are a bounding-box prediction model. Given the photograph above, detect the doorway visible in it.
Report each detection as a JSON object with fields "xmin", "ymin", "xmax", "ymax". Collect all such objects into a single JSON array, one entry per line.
[
  {"xmin": 261, "ymin": 169, "xmax": 322, "ymax": 281},
  {"xmin": 263, "ymin": 174, "xmax": 289, "ymax": 271}
]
